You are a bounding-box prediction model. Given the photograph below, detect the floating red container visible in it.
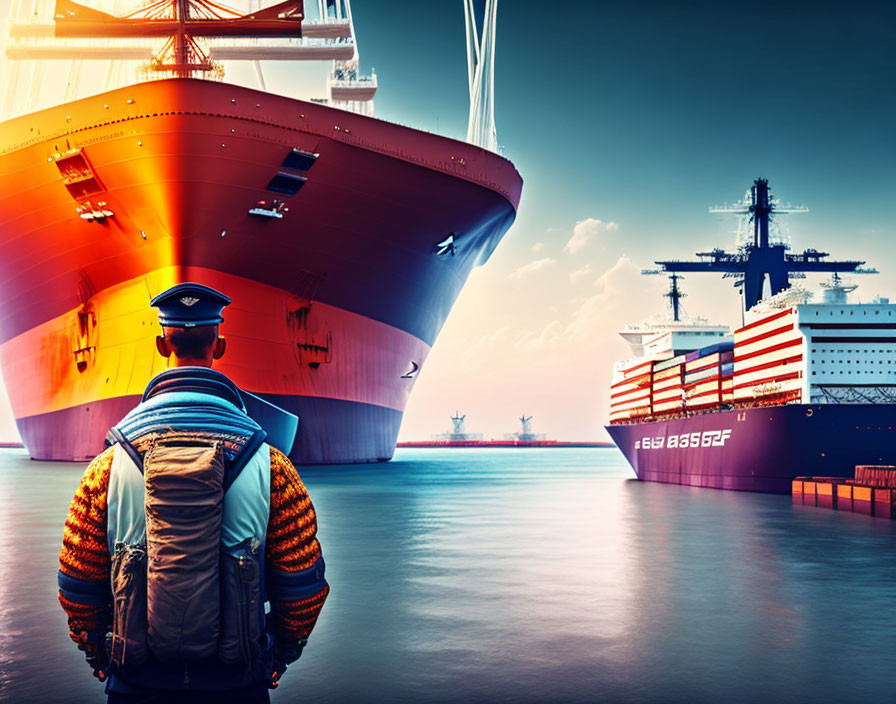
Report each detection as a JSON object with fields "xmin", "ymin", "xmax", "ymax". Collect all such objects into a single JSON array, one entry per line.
[
  {"xmin": 802, "ymin": 481, "xmax": 817, "ymax": 507},
  {"xmin": 837, "ymin": 484, "xmax": 853, "ymax": 512},
  {"xmin": 852, "ymin": 486, "xmax": 873, "ymax": 515},
  {"xmin": 797, "ymin": 479, "xmax": 895, "ymax": 518},
  {"xmin": 816, "ymin": 481, "xmax": 835, "ymax": 509},
  {"xmin": 873, "ymin": 488, "xmax": 893, "ymax": 519}
]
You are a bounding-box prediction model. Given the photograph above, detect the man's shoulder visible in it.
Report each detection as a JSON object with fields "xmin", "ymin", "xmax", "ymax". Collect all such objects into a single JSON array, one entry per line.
[
  {"xmin": 268, "ymin": 446, "xmax": 309, "ymax": 497},
  {"xmin": 269, "ymin": 446, "xmax": 299, "ymax": 479},
  {"xmin": 77, "ymin": 445, "xmax": 115, "ymax": 495},
  {"xmin": 269, "ymin": 445, "xmax": 290, "ymax": 465}
]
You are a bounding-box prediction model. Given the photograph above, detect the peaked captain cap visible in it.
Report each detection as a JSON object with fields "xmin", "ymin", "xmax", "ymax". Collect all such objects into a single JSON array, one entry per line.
[{"xmin": 151, "ymin": 282, "xmax": 232, "ymax": 328}]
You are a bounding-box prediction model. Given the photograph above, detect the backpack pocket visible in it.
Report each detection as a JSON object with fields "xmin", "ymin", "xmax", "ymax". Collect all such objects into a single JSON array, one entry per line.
[
  {"xmin": 144, "ymin": 438, "xmax": 225, "ymax": 662},
  {"xmin": 219, "ymin": 539, "xmax": 263, "ymax": 665},
  {"xmin": 108, "ymin": 542, "xmax": 149, "ymax": 668}
]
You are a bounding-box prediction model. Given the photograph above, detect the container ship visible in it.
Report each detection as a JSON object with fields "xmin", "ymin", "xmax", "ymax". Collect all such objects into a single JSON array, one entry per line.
[
  {"xmin": 606, "ymin": 179, "xmax": 895, "ymax": 493},
  {"xmin": 0, "ymin": 0, "xmax": 522, "ymax": 462}
]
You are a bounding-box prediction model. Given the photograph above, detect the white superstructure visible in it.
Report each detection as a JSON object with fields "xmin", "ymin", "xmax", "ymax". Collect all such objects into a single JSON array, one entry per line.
[
  {"xmin": 801, "ymin": 302, "xmax": 896, "ymax": 403},
  {"xmin": 733, "ymin": 280, "xmax": 896, "ymax": 404},
  {"xmin": 609, "ymin": 276, "xmax": 896, "ymax": 424}
]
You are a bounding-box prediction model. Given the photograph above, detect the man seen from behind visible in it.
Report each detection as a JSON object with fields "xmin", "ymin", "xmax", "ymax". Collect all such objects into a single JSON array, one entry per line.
[{"xmin": 57, "ymin": 283, "xmax": 329, "ymax": 703}]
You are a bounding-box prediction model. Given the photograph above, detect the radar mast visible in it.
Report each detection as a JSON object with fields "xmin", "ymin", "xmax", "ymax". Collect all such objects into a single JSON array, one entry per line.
[{"xmin": 652, "ymin": 178, "xmax": 877, "ymax": 311}]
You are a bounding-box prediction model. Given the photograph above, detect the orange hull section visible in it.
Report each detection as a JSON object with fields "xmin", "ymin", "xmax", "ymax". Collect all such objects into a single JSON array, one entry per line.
[{"xmin": 0, "ymin": 79, "xmax": 522, "ymax": 462}]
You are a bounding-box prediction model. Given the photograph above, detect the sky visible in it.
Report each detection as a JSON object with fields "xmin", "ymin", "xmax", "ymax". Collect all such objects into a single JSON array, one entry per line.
[{"xmin": 1, "ymin": 0, "xmax": 896, "ymax": 442}]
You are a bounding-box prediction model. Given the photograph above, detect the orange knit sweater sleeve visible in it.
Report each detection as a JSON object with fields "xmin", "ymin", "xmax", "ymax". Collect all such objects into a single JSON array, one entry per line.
[
  {"xmin": 265, "ymin": 447, "xmax": 329, "ymax": 649},
  {"xmin": 58, "ymin": 446, "xmax": 114, "ymax": 657}
]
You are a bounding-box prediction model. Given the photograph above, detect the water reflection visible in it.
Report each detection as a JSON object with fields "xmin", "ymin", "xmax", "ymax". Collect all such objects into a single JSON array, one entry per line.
[{"xmin": 2, "ymin": 447, "xmax": 896, "ymax": 703}]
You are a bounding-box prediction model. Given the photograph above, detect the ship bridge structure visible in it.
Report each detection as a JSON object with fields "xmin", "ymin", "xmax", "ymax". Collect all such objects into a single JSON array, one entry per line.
[
  {"xmin": 2, "ymin": 0, "xmax": 376, "ymax": 118},
  {"xmin": 653, "ymin": 178, "xmax": 877, "ymax": 311}
]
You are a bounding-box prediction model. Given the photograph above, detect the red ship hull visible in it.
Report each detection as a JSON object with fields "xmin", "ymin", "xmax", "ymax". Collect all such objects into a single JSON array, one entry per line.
[{"xmin": 0, "ymin": 78, "xmax": 522, "ymax": 462}]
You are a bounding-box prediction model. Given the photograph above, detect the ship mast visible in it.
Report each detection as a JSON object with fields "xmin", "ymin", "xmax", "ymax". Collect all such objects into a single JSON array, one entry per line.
[
  {"xmin": 652, "ymin": 178, "xmax": 878, "ymax": 311},
  {"xmin": 174, "ymin": 0, "xmax": 192, "ymax": 77},
  {"xmin": 666, "ymin": 273, "xmax": 685, "ymax": 322},
  {"xmin": 640, "ymin": 270, "xmax": 688, "ymax": 322}
]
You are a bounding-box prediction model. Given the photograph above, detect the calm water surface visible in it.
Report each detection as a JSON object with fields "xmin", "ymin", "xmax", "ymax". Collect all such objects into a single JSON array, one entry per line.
[{"xmin": 2, "ymin": 446, "xmax": 896, "ymax": 703}]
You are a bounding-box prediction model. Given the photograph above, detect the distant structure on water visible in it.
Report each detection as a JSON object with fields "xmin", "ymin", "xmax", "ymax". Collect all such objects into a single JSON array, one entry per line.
[
  {"xmin": 432, "ymin": 412, "xmax": 484, "ymax": 443},
  {"xmin": 398, "ymin": 413, "xmax": 609, "ymax": 448},
  {"xmin": 503, "ymin": 415, "xmax": 546, "ymax": 442}
]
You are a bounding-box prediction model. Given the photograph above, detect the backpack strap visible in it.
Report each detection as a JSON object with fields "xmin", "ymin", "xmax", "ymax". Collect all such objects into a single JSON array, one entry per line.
[
  {"xmin": 109, "ymin": 422, "xmax": 266, "ymax": 490},
  {"xmin": 223, "ymin": 428, "xmax": 268, "ymax": 493},
  {"xmin": 107, "ymin": 426, "xmax": 144, "ymax": 474}
]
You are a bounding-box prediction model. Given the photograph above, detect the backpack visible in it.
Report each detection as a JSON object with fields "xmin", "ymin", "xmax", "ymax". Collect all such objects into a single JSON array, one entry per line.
[{"xmin": 105, "ymin": 427, "xmax": 272, "ymax": 689}]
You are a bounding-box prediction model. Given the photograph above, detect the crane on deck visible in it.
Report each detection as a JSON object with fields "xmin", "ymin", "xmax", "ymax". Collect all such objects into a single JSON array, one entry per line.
[{"xmin": 652, "ymin": 178, "xmax": 877, "ymax": 311}]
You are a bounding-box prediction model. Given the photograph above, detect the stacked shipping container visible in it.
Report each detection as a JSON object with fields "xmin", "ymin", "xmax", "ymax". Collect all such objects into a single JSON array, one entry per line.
[
  {"xmin": 681, "ymin": 341, "xmax": 735, "ymax": 411},
  {"xmin": 610, "ymin": 306, "xmax": 810, "ymax": 423},
  {"xmin": 610, "ymin": 341, "xmax": 736, "ymax": 422},
  {"xmin": 607, "ymin": 305, "xmax": 874, "ymax": 423},
  {"xmin": 732, "ymin": 307, "xmax": 804, "ymax": 403},
  {"xmin": 651, "ymin": 356, "xmax": 685, "ymax": 416},
  {"xmin": 608, "ymin": 359, "xmax": 652, "ymax": 422}
]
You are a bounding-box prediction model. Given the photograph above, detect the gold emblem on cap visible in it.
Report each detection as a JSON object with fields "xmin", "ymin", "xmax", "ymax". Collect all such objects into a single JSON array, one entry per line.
[{"xmin": 180, "ymin": 296, "xmax": 200, "ymax": 307}]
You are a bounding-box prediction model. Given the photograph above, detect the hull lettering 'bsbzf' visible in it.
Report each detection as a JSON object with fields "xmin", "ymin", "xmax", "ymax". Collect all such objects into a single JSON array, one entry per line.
[{"xmin": 0, "ymin": 0, "xmax": 522, "ymax": 463}]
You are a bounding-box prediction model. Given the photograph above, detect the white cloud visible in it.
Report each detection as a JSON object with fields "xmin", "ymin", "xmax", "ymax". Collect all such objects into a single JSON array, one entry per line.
[
  {"xmin": 569, "ymin": 263, "xmax": 593, "ymax": 284},
  {"xmin": 564, "ymin": 218, "xmax": 619, "ymax": 254},
  {"xmin": 531, "ymin": 241, "xmax": 545, "ymax": 253},
  {"xmin": 520, "ymin": 256, "xmax": 644, "ymax": 353},
  {"xmin": 460, "ymin": 325, "xmax": 513, "ymax": 362},
  {"xmin": 510, "ymin": 257, "xmax": 557, "ymax": 279}
]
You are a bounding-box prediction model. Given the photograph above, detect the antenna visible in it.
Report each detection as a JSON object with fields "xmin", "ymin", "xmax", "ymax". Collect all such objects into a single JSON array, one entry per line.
[
  {"xmin": 709, "ymin": 178, "xmax": 809, "ymax": 250},
  {"xmin": 464, "ymin": 0, "xmax": 498, "ymax": 151},
  {"xmin": 641, "ymin": 270, "xmax": 687, "ymax": 322}
]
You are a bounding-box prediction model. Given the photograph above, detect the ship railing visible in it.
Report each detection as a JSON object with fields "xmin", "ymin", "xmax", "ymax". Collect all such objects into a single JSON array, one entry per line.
[
  {"xmin": 7, "ymin": 18, "xmax": 351, "ymax": 40},
  {"xmin": 4, "ymin": 34, "xmax": 356, "ymax": 61},
  {"xmin": 814, "ymin": 385, "xmax": 896, "ymax": 404},
  {"xmin": 609, "ymin": 394, "xmax": 808, "ymax": 425},
  {"xmin": 208, "ymin": 36, "xmax": 355, "ymax": 47},
  {"xmin": 208, "ymin": 36, "xmax": 355, "ymax": 60},
  {"xmin": 328, "ymin": 75, "xmax": 378, "ymax": 88}
]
